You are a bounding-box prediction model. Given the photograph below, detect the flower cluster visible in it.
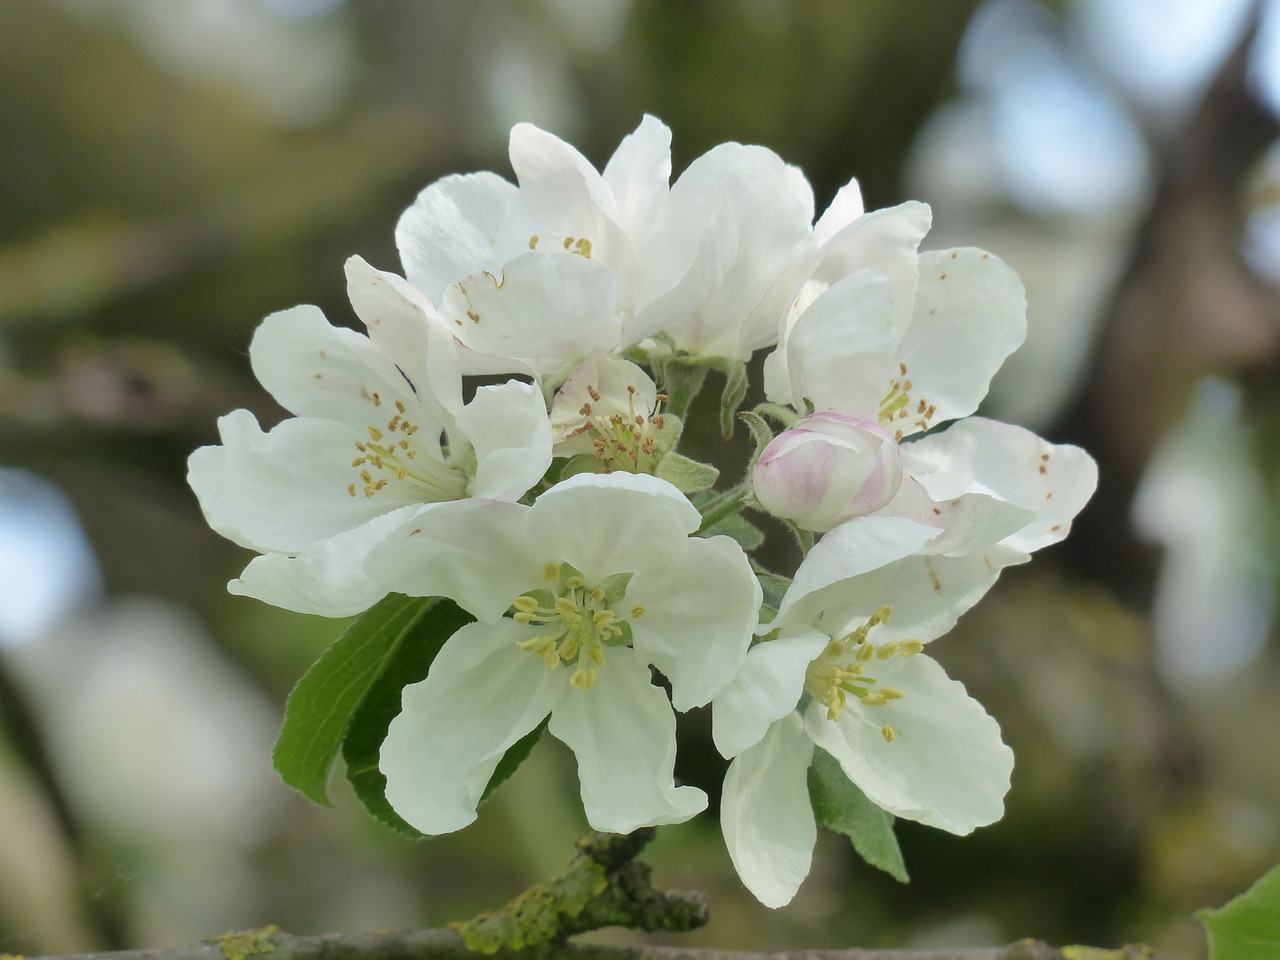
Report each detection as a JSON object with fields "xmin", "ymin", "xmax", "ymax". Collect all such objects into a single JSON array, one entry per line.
[{"xmin": 189, "ymin": 116, "xmax": 1096, "ymax": 907}]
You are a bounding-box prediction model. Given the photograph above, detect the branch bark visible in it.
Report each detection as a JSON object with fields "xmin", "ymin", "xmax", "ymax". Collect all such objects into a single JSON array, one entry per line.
[{"xmin": 21, "ymin": 929, "xmax": 1164, "ymax": 960}]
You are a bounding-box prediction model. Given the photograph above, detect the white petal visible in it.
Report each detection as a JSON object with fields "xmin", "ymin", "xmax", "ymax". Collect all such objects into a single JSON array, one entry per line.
[
  {"xmin": 227, "ymin": 505, "xmax": 422, "ymax": 616},
  {"xmin": 805, "ymin": 654, "xmax": 1013, "ymax": 835},
  {"xmin": 526, "ymin": 473, "xmax": 700, "ymax": 584},
  {"xmin": 395, "ymin": 171, "xmax": 534, "ymax": 303},
  {"xmin": 188, "ymin": 410, "xmax": 420, "ymax": 554},
  {"xmin": 601, "ymin": 114, "xmax": 672, "ymax": 242},
  {"xmin": 811, "ymin": 177, "xmax": 865, "ymax": 246},
  {"xmin": 626, "ymin": 187, "xmax": 737, "ymax": 344},
  {"xmin": 363, "ymin": 499, "xmax": 537, "ymax": 621},
  {"xmin": 381, "ymin": 619, "xmax": 564, "ymax": 835},
  {"xmin": 249, "ymin": 304, "xmax": 430, "ymax": 436},
  {"xmin": 895, "ymin": 249, "xmax": 1026, "ymax": 427},
  {"xmin": 799, "ymin": 546, "xmax": 1025, "ymax": 646},
  {"xmin": 900, "ymin": 417, "xmax": 1098, "ymax": 553},
  {"xmin": 510, "ymin": 122, "xmax": 622, "ymax": 254},
  {"xmin": 774, "ymin": 515, "xmax": 939, "ymax": 630},
  {"xmin": 778, "ymin": 269, "xmax": 898, "ymax": 415},
  {"xmin": 457, "ymin": 380, "xmax": 553, "ymax": 501},
  {"xmin": 549, "ymin": 647, "xmax": 706, "ymax": 833},
  {"xmin": 810, "ymin": 201, "xmax": 931, "ymax": 339},
  {"xmin": 661, "ymin": 144, "xmax": 814, "ymax": 359},
  {"xmin": 877, "ymin": 476, "xmax": 1035, "ymax": 558},
  {"xmin": 442, "ymin": 252, "xmax": 620, "ymax": 387},
  {"xmin": 711, "ymin": 629, "xmax": 828, "ymax": 759},
  {"xmin": 344, "ymin": 255, "xmax": 463, "ymax": 420},
  {"xmin": 626, "ymin": 534, "xmax": 761, "ymax": 710},
  {"xmin": 721, "ymin": 713, "xmax": 816, "ymax": 908}
]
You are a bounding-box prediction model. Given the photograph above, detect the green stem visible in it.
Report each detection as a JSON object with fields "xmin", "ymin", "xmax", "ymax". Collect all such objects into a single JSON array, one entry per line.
[{"xmin": 696, "ymin": 483, "xmax": 750, "ymax": 534}]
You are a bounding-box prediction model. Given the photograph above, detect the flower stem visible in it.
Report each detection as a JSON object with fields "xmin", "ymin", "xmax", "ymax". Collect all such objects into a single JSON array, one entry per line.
[{"xmin": 696, "ymin": 482, "xmax": 750, "ymax": 534}]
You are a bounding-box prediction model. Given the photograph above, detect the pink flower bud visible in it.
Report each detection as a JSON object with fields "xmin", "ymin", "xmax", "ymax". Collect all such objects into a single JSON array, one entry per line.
[{"xmin": 752, "ymin": 413, "xmax": 903, "ymax": 532}]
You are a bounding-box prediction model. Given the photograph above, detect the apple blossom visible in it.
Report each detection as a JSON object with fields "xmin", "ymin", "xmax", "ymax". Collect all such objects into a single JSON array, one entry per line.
[
  {"xmin": 751, "ymin": 412, "xmax": 903, "ymax": 532},
  {"xmin": 363, "ymin": 472, "xmax": 761, "ymax": 835},
  {"xmin": 714, "ymin": 515, "xmax": 1017, "ymax": 907},
  {"xmin": 392, "ymin": 115, "xmax": 814, "ymax": 367},
  {"xmin": 187, "ymin": 299, "xmax": 553, "ymax": 618}
]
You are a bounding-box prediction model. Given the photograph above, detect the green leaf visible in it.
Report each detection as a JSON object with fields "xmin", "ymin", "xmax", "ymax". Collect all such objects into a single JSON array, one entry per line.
[
  {"xmin": 750, "ymin": 564, "xmax": 792, "ymax": 611},
  {"xmin": 808, "ymin": 748, "xmax": 909, "ymax": 883},
  {"xmin": 718, "ymin": 361, "xmax": 748, "ymax": 440},
  {"xmin": 341, "ymin": 598, "xmax": 474, "ymax": 837},
  {"xmin": 1198, "ymin": 863, "xmax": 1280, "ymax": 960},
  {"xmin": 700, "ymin": 510, "xmax": 765, "ymax": 551},
  {"xmin": 655, "ymin": 451, "xmax": 720, "ymax": 493},
  {"xmin": 479, "ymin": 717, "xmax": 549, "ymax": 803},
  {"xmin": 272, "ymin": 594, "xmax": 437, "ymax": 806}
]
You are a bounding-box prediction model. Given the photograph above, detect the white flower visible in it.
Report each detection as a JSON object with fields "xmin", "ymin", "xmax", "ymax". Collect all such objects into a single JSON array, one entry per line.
[
  {"xmin": 364, "ymin": 472, "xmax": 762, "ymax": 835},
  {"xmin": 765, "ymin": 242, "xmax": 1026, "ymax": 442},
  {"xmin": 751, "ymin": 412, "xmax": 903, "ymax": 532},
  {"xmin": 713, "ymin": 515, "xmax": 1017, "ymax": 907},
  {"xmin": 549, "ymin": 349, "xmax": 670, "ymax": 468},
  {"xmin": 393, "ymin": 116, "xmax": 814, "ymax": 367},
  {"xmin": 187, "ymin": 274, "xmax": 554, "ymax": 617}
]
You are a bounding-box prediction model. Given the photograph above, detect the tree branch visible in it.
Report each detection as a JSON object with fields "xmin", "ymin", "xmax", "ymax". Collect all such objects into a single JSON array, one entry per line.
[{"xmin": 19, "ymin": 929, "xmax": 1165, "ymax": 960}]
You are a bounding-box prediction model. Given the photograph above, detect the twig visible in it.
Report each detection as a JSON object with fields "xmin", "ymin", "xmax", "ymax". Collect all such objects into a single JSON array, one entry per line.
[{"xmin": 19, "ymin": 929, "xmax": 1165, "ymax": 960}]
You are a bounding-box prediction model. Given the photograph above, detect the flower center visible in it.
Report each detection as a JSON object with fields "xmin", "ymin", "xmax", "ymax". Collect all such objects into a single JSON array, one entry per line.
[
  {"xmin": 346, "ymin": 395, "xmax": 468, "ymax": 502},
  {"xmin": 570, "ymin": 385, "xmax": 669, "ymax": 475},
  {"xmin": 879, "ymin": 361, "xmax": 936, "ymax": 442},
  {"xmin": 510, "ymin": 562, "xmax": 641, "ymax": 691},
  {"xmin": 803, "ymin": 604, "xmax": 923, "ymax": 743}
]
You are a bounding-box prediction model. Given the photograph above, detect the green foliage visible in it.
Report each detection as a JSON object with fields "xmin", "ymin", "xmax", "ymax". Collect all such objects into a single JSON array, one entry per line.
[
  {"xmin": 655, "ymin": 451, "xmax": 720, "ymax": 493},
  {"xmin": 701, "ymin": 510, "xmax": 766, "ymax": 551},
  {"xmin": 272, "ymin": 594, "xmax": 439, "ymax": 806},
  {"xmin": 479, "ymin": 718, "xmax": 549, "ymax": 804},
  {"xmin": 808, "ymin": 748, "xmax": 909, "ymax": 883},
  {"xmin": 273, "ymin": 592, "xmax": 552, "ymax": 837},
  {"xmin": 1198, "ymin": 863, "xmax": 1280, "ymax": 960},
  {"xmin": 341, "ymin": 598, "xmax": 475, "ymax": 837}
]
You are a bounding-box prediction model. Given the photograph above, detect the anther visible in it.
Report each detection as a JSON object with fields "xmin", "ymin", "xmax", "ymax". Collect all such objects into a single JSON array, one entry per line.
[{"xmin": 881, "ymin": 725, "xmax": 896, "ymax": 743}]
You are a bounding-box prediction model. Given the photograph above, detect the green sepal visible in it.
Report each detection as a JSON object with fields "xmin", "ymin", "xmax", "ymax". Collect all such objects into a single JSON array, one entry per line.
[
  {"xmin": 340, "ymin": 598, "xmax": 475, "ymax": 837},
  {"xmin": 717, "ymin": 360, "xmax": 749, "ymax": 440},
  {"xmin": 652, "ymin": 412, "xmax": 684, "ymax": 453},
  {"xmin": 700, "ymin": 510, "xmax": 765, "ymax": 551},
  {"xmin": 754, "ymin": 401, "xmax": 798, "ymax": 428},
  {"xmin": 655, "ymin": 451, "xmax": 720, "ymax": 493},
  {"xmin": 656, "ymin": 359, "xmax": 708, "ymax": 420},
  {"xmin": 781, "ymin": 518, "xmax": 815, "ymax": 555},
  {"xmin": 1197, "ymin": 863, "xmax": 1280, "ymax": 960},
  {"xmin": 737, "ymin": 409, "xmax": 776, "ymax": 472},
  {"xmin": 557, "ymin": 453, "xmax": 606, "ymax": 481},
  {"xmin": 808, "ymin": 747, "xmax": 909, "ymax": 883},
  {"xmin": 272, "ymin": 594, "xmax": 437, "ymax": 806}
]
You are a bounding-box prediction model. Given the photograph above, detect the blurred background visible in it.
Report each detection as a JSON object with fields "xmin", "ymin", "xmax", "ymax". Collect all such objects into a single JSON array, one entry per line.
[{"xmin": 2, "ymin": 0, "xmax": 1280, "ymax": 957}]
